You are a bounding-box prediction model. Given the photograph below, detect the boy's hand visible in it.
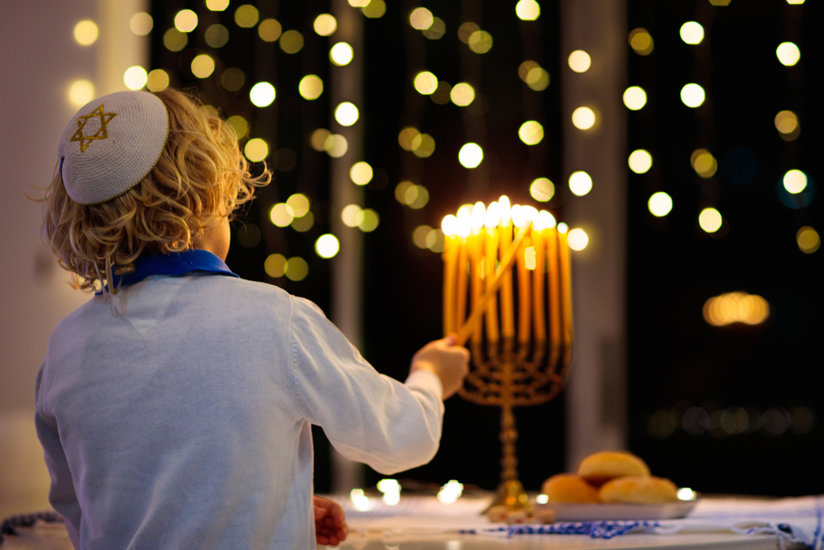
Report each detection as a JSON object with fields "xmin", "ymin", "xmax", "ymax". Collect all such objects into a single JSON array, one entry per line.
[
  {"xmin": 410, "ymin": 335, "xmax": 470, "ymax": 399},
  {"xmin": 314, "ymin": 495, "xmax": 348, "ymax": 546}
]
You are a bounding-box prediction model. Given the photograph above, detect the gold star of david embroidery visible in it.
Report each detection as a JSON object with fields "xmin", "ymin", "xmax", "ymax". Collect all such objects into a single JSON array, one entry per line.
[{"xmin": 70, "ymin": 104, "xmax": 118, "ymax": 152}]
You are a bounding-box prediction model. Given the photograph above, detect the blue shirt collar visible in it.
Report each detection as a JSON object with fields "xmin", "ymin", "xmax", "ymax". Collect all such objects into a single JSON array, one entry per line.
[{"xmin": 110, "ymin": 249, "xmax": 239, "ymax": 289}]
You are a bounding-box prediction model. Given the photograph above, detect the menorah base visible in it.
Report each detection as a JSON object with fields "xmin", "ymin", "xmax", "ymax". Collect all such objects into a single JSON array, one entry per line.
[{"xmin": 486, "ymin": 479, "xmax": 532, "ymax": 512}]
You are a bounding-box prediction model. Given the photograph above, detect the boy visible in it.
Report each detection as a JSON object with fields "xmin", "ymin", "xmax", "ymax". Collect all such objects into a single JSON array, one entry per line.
[{"xmin": 36, "ymin": 88, "xmax": 469, "ymax": 549}]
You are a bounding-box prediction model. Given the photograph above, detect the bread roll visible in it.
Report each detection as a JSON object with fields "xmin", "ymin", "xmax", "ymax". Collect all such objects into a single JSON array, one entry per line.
[
  {"xmin": 541, "ymin": 473, "xmax": 599, "ymax": 504},
  {"xmin": 576, "ymin": 451, "xmax": 650, "ymax": 486},
  {"xmin": 598, "ymin": 476, "xmax": 679, "ymax": 504}
]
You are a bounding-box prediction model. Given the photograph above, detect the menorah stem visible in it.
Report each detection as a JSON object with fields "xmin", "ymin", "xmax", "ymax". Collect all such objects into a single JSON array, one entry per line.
[{"xmin": 488, "ymin": 402, "xmax": 531, "ymax": 511}]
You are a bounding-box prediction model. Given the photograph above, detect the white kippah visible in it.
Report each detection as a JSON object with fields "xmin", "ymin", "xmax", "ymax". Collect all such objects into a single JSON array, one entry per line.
[{"xmin": 58, "ymin": 90, "xmax": 169, "ymax": 205}]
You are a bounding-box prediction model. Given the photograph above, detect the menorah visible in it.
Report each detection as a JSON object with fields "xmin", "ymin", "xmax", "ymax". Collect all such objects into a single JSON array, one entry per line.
[{"xmin": 441, "ymin": 196, "xmax": 573, "ymax": 511}]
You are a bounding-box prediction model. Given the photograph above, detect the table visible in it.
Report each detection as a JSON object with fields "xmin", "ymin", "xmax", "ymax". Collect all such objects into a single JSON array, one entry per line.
[{"xmin": 330, "ymin": 493, "xmax": 819, "ymax": 550}]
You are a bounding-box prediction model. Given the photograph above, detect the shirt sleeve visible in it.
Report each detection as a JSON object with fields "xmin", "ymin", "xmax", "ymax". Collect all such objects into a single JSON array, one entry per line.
[
  {"xmin": 34, "ymin": 370, "xmax": 82, "ymax": 548},
  {"xmin": 286, "ymin": 296, "xmax": 445, "ymax": 475}
]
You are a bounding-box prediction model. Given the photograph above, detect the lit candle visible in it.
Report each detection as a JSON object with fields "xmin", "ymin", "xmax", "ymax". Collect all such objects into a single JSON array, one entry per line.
[
  {"xmin": 483, "ymin": 203, "xmax": 501, "ymax": 342},
  {"xmin": 546, "ymin": 224, "xmax": 561, "ymax": 368},
  {"xmin": 531, "ymin": 211, "xmax": 554, "ymax": 343},
  {"xmin": 469, "ymin": 202, "xmax": 486, "ymax": 343},
  {"xmin": 512, "ymin": 205, "xmax": 532, "ymax": 344},
  {"xmin": 558, "ymin": 223, "xmax": 573, "ymax": 358},
  {"xmin": 441, "ymin": 214, "xmax": 459, "ymax": 336},
  {"xmin": 497, "ymin": 196, "xmax": 515, "ymax": 338},
  {"xmin": 455, "ymin": 206, "xmax": 472, "ymax": 329}
]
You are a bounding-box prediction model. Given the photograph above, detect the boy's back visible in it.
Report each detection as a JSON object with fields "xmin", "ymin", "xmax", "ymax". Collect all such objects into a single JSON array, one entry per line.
[{"xmin": 37, "ymin": 271, "xmax": 445, "ymax": 549}]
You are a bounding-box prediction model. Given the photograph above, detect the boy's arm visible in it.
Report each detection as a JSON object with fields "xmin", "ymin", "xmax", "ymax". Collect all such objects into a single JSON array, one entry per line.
[
  {"xmin": 34, "ymin": 407, "xmax": 82, "ymax": 547},
  {"xmin": 288, "ymin": 298, "xmax": 449, "ymax": 474}
]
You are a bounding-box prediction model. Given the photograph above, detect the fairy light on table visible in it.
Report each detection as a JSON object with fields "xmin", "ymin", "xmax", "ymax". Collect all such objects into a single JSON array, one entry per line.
[{"xmin": 442, "ymin": 196, "xmax": 573, "ymax": 512}]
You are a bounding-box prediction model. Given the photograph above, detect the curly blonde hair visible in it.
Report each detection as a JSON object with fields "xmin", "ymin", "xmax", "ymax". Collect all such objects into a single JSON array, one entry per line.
[{"xmin": 41, "ymin": 88, "xmax": 270, "ymax": 292}]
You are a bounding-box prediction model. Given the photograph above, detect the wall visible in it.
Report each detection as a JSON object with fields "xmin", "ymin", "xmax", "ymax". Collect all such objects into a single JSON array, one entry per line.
[{"xmin": 0, "ymin": 0, "xmax": 145, "ymax": 517}]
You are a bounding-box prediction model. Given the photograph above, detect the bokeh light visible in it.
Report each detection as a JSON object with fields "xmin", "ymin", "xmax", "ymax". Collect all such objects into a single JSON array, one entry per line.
[
  {"xmin": 450, "ymin": 82, "xmax": 475, "ymax": 106},
  {"xmin": 280, "ymin": 30, "xmax": 304, "ymax": 54},
  {"xmin": 269, "ymin": 202, "xmax": 293, "ymax": 227},
  {"xmin": 569, "ymin": 171, "xmax": 593, "ymax": 196},
  {"xmin": 258, "ymin": 19, "xmax": 282, "ymax": 42},
  {"xmin": 698, "ymin": 207, "xmax": 722, "ymax": 233},
  {"xmin": 67, "ymin": 80, "xmax": 95, "ymax": 107},
  {"xmin": 628, "ymin": 149, "xmax": 653, "ymax": 174},
  {"xmin": 468, "ymin": 30, "xmax": 493, "ymax": 54},
  {"xmin": 244, "ymin": 138, "xmax": 269, "ymax": 162},
  {"xmin": 691, "ymin": 148, "xmax": 718, "ymax": 178},
  {"xmin": 129, "ymin": 12, "xmax": 153, "ymax": 36},
  {"xmin": 335, "ymin": 102, "xmax": 359, "ymax": 126},
  {"xmin": 409, "ymin": 7, "xmax": 433, "ymax": 30},
  {"xmin": 315, "ymin": 234, "xmax": 341, "ymax": 259},
  {"xmin": 350, "ymin": 161, "xmax": 374, "ymax": 185},
  {"xmin": 703, "ymin": 291, "xmax": 770, "ymax": 326},
  {"xmin": 518, "ymin": 120, "xmax": 544, "ymax": 145},
  {"xmin": 623, "ymin": 86, "xmax": 647, "ymax": 110},
  {"xmin": 783, "ymin": 169, "xmax": 808, "ymax": 194},
  {"xmin": 568, "ymin": 50, "xmax": 591, "ymax": 73},
  {"xmin": 123, "ymin": 66, "xmax": 148, "ymax": 90},
  {"xmin": 458, "ymin": 143, "xmax": 484, "ymax": 169},
  {"xmin": 796, "ymin": 226, "xmax": 820, "ymax": 254},
  {"xmin": 413, "ymin": 71, "xmax": 438, "ymax": 95},
  {"xmin": 629, "ymin": 28, "xmax": 654, "ymax": 55},
  {"xmin": 330, "ymin": 42, "xmax": 354, "ymax": 66},
  {"xmin": 146, "ymin": 69, "xmax": 170, "ymax": 92},
  {"xmin": 571, "ymin": 107, "xmax": 596, "ymax": 130},
  {"xmin": 73, "ymin": 20, "xmax": 99, "ymax": 46},
  {"xmin": 191, "ymin": 54, "xmax": 215, "ymax": 79},
  {"xmin": 680, "ymin": 83, "xmax": 706, "ymax": 108},
  {"xmin": 679, "ymin": 21, "xmax": 704, "ymax": 45},
  {"xmin": 206, "ymin": 0, "xmax": 229, "ymax": 10},
  {"xmin": 299, "ymin": 75, "xmax": 324, "ymax": 100},
  {"xmin": 774, "ymin": 110, "xmax": 800, "ymax": 141},
  {"xmin": 515, "ymin": 0, "xmax": 541, "ymax": 21},
  {"xmin": 205, "ymin": 23, "xmax": 230, "ymax": 47},
  {"xmin": 314, "ymin": 13, "xmax": 337, "ymax": 36},
  {"xmin": 648, "ymin": 192, "xmax": 673, "ymax": 217},
  {"xmin": 250, "ymin": 81, "xmax": 276, "ymax": 107},
  {"xmin": 234, "ymin": 4, "xmax": 260, "ymax": 28},
  {"xmin": 174, "ymin": 9, "xmax": 198, "ymax": 32},
  {"xmin": 567, "ymin": 227, "xmax": 589, "ymax": 251},
  {"xmin": 776, "ymin": 41, "xmax": 801, "ymax": 66},
  {"xmin": 530, "ymin": 177, "xmax": 555, "ymax": 202}
]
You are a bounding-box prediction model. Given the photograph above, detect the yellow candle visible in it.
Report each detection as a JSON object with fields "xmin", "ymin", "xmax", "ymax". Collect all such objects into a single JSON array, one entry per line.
[
  {"xmin": 441, "ymin": 215, "xmax": 459, "ymax": 336},
  {"xmin": 455, "ymin": 237, "xmax": 468, "ymax": 329},
  {"xmin": 497, "ymin": 197, "xmax": 515, "ymax": 338},
  {"xmin": 546, "ymin": 225, "xmax": 561, "ymax": 368},
  {"xmin": 483, "ymin": 225, "xmax": 499, "ymax": 342},
  {"xmin": 469, "ymin": 229, "xmax": 483, "ymax": 343},
  {"xmin": 516, "ymin": 233, "xmax": 531, "ymax": 344},
  {"xmin": 558, "ymin": 224, "xmax": 573, "ymax": 357},
  {"xmin": 531, "ymin": 221, "xmax": 546, "ymax": 343}
]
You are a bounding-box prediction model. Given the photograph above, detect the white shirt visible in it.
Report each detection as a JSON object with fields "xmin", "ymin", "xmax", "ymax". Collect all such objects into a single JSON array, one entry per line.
[{"xmin": 36, "ymin": 267, "xmax": 444, "ymax": 549}]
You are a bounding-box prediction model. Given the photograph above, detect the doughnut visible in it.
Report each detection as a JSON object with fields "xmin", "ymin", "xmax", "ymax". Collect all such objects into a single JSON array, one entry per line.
[
  {"xmin": 598, "ymin": 476, "xmax": 679, "ymax": 504},
  {"xmin": 541, "ymin": 473, "xmax": 599, "ymax": 504},
  {"xmin": 576, "ymin": 450, "xmax": 651, "ymax": 486}
]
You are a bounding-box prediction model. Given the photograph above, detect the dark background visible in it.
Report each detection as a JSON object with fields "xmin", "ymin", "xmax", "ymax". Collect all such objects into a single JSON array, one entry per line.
[{"xmin": 150, "ymin": 0, "xmax": 822, "ymax": 496}]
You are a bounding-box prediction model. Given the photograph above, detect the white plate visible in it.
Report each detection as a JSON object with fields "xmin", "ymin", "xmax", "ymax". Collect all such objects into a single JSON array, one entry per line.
[{"xmin": 535, "ymin": 498, "xmax": 699, "ymax": 521}]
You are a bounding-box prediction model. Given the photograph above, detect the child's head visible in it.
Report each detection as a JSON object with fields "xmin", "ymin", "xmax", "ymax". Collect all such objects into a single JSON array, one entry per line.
[{"xmin": 42, "ymin": 88, "xmax": 269, "ymax": 291}]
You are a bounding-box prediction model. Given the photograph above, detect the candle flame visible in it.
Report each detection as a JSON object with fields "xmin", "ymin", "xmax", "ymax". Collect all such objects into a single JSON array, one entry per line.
[
  {"xmin": 557, "ymin": 221, "xmax": 569, "ymax": 233},
  {"xmin": 484, "ymin": 201, "xmax": 501, "ymax": 228},
  {"xmin": 535, "ymin": 210, "xmax": 556, "ymax": 231},
  {"xmin": 498, "ymin": 195, "xmax": 512, "ymax": 224},
  {"xmin": 471, "ymin": 202, "xmax": 486, "ymax": 231},
  {"xmin": 441, "ymin": 214, "xmax": 459, "ymax": 236},
  {"xmin": 511, "ymin": 204, "xmax": 535, "ymax": 228}
]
